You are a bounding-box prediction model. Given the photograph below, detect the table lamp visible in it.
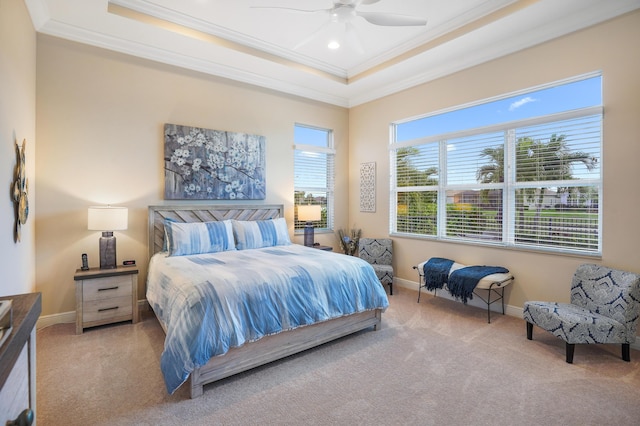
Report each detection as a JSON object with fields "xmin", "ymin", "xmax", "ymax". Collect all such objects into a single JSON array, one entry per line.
[
  {"xmin": 88, "ymin": 206, "xmax": 128, "ymax": 269},
  {"xmin": 298, "ymin": 205, "xmax": 321, "ymax": 247}
]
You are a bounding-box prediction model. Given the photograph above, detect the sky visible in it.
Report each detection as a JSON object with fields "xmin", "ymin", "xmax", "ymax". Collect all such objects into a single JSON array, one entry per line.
[
  {"xmin": 294, "ymin": 124, "xmax": 330, "ymax": 147},
  {"xmin": 396, "ymin": 75, "xmax": 602, "ymax": 142}
]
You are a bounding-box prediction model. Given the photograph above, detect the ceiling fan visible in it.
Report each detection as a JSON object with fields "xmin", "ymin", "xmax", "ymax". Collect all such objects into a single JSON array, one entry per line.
[{"xmin": 253, "ymin": 0, "xmax": 427, "ymax": 53}]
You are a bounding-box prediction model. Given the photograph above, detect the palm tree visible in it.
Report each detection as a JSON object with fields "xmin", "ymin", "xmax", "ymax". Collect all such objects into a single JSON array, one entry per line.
[
  {"xmin": 537, "ymin": 133, "xmax": 598, "ymax": 179},
  {"xmin": 478, "ymin": 134, "xmax": 598, "ymax": 232},
  {"xmin": 517, "ymin": 134, "xmax": 597, "ymax": 215},
  {"xmin": 477, "ymin": 146, "xmax": 505, "ymax": 183},
  {"xmin": 396, "ymin": 147, "xmax": 438, "ymax": 187},
  {"xmin": 479, "ymin": 134, "xmax": 596, "ymax": 191}
]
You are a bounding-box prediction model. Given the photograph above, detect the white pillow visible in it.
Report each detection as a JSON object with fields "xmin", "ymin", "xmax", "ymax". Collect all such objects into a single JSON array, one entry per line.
[
  {"xmin": 232, "ymin": 218, "xmax": 291, "ymax": 250},
  {"xmin": 165, "ymin": 220, "xmax": 235, "ymax": 256}
]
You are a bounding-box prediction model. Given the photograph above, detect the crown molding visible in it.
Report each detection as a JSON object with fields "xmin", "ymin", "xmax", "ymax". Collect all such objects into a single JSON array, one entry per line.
[
  {"xmin": 36, "ymin": 18, "xmax": 352, "ymax": 107},
  {"xmin": 25, "ymin": 0, "xmax": 640, "ymax": 108}
]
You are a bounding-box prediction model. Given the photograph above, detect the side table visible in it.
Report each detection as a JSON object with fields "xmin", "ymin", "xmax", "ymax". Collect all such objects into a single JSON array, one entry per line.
[{"xmin": 74, "ymin": 266, "xmax": 138, "ymax": 334}]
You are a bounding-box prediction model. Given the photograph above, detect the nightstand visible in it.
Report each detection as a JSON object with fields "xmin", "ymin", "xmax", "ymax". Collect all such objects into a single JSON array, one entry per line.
[{"xmin": 74, "ymin": 266, "xmax": 138, "ymax": 334}]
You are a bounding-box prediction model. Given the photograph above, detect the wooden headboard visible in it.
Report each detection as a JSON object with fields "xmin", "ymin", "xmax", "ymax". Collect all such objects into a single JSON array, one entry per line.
[{"xmin": 148, "ymin": 204, "xmax": 284, "ymax": 259}]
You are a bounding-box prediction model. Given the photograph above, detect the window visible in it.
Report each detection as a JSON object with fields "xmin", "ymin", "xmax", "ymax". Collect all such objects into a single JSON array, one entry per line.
[
  {"xmin": 294, "ymin": 124, "xmax": 335, "ymax": 232},
  {"xmin": 391, "ymin": 74, "xmax": 602, "ymax": 256}
]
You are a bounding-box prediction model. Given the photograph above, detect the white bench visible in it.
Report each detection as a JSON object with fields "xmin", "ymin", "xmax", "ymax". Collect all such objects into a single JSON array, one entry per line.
[{"xmin": 413, "ymin": 260, "xmax": 514, "ymax": 323}]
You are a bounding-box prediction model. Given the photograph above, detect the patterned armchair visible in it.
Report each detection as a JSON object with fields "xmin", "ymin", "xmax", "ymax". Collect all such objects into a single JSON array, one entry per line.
[
  {"xmin": 523, "ymin": 264, "xmax": 640, "ymax": 363},
  {"xmin": 358, "ymin": 238, "xmax": 393, "ymax": 295}
]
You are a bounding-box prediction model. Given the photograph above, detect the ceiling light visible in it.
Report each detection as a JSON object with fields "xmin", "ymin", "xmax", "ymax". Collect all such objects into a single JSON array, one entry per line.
[{"xmin": 328, "ymin": 40, "xmax": 340, "ymax": 49}]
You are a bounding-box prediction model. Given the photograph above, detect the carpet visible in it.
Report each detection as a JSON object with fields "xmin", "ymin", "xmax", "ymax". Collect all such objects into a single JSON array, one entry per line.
[{"xmin": 36, "ymin": 288, "xmax": 640, "ymax": 425}]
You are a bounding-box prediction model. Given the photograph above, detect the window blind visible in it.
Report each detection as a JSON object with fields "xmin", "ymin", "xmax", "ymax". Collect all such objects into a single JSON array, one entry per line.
[
  {"xmin": 391, "ymin": 106, "xmax": 602, "ymax": 255},
  {"xmin": 294, "ymin": 125, "xmax": 335, "ymax": 231}
]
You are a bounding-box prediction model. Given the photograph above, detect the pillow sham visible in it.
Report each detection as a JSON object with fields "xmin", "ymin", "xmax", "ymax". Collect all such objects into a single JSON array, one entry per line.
[
  {"xmin": 232, "ymin": 217, "xmax": 291, "ymax": 250},
  {"xmin": 162, "ymin": 217, "xmax": 177, "ymax": 252},
  {"xmin": 164, "ymin": 219, "xmax": 235, "ymax": 256}
]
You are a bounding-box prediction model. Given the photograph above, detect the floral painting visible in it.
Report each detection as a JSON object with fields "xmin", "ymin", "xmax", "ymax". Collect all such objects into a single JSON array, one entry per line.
[{"xmin": 164, "ymin": 123, "xmax": 266, "ymax": 200}]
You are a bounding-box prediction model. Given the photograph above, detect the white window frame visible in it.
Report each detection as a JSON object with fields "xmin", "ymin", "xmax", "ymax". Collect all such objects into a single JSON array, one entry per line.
[
  {"xmin": 294, "ymin": 124, "xmax": 335, "ymax": 233},
  {"xmin": 390, "ymin": 79, "xmax": 602, "ymax": 257}
]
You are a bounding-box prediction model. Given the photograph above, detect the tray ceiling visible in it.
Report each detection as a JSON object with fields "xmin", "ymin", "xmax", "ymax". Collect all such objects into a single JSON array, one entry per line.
[{"xmin": 25, "ymin": 0, "xmax": 640, "ymax": 107}]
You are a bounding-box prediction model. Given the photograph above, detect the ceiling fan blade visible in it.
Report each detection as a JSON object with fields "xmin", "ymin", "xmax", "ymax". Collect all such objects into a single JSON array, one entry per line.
[
  {"xmin": 344, "ymin": 22, "xmax": 364, "ymax": 54},
  {"xmin": 337, "ymin": 0, "xmax": 381, "ymax": 5},
  {"xmin": 357, "ymin": 11, "xmax": 427, "ymax": 27},
  {"xmin": 250, "ymin": 6, "xmax": 327, "ymax": 14}
]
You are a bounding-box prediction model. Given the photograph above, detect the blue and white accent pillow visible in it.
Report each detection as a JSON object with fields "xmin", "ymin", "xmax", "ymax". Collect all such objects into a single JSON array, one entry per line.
[
  {"xmin": 165, "ymin": 220, "xmax": 236, "ymax": 256},
  {"xmin": 232, "ymin": 218, "xmax": 291, "ymax": 250}
]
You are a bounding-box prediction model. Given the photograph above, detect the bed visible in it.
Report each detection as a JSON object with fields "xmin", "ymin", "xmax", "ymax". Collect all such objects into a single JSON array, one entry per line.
[{"xmin": 146, "ymin": 204, "xmax": 389, "ymax": 398}]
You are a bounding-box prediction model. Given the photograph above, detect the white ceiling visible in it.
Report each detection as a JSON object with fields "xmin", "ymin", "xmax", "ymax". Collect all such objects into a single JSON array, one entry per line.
[{"xmin": 25, "ymin": 0, "xmax": 640, "ymax": 107}]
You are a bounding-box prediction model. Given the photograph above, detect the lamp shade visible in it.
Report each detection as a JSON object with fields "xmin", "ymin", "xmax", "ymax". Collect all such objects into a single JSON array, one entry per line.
[
  {"xmin": 88, "ymin": 206, "xmax": 128, "ymax": 231},
  {"xmin": 298, "ymin": 205, "xmax": 321, "ymax": 222}
]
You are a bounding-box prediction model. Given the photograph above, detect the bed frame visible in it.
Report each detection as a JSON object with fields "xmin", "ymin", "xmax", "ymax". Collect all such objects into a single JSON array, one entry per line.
[{"xmin": 148, "ymin": 204, "xmax": 383, "ymax": 398}]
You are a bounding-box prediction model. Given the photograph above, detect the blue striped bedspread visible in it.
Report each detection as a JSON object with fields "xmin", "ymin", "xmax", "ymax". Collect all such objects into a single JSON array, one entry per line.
[{"xmin": 146, "ymin": 244, "xmax": 389, "ymax": 394}]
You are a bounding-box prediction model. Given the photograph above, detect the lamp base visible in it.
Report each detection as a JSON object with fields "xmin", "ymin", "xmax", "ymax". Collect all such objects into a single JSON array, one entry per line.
[
  {"xmin": 303, "ymin": 223, "xmax": 315, "ymax": 247},
  {"xmin": 99, "ymin": 231, "xmax": 117, "ymax": 269}
]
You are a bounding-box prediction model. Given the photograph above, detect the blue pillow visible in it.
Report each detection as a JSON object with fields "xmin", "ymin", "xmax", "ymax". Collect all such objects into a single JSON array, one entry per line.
[
  {"xmin": 232, "ymin": 218, "xmax": 291, "ymax": 250},
  {"xmin": 165, "ymin": 220, "xmax": 235, "ymax": 256},
  {"xmin": 162, "ymin": 217, "xmax": 177, "ymax": 252}
]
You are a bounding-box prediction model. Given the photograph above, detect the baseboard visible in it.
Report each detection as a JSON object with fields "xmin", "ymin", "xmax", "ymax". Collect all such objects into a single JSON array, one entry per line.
[
  {"xmin": 394, "ymin": 276, "xmax": 520, "ymax": 315},
  {"xmin": 393, "ymin": 277, "xmax": 640, "ymax": 351},
  {"xmin": 37, "ymin": 311, "xmax": 75, "ymax": 329},
  {"xmin": 36, "ymin": 300, "xmax": 150, "ymax": 330}
]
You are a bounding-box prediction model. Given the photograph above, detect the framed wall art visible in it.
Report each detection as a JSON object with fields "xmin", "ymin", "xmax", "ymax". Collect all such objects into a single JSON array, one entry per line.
[
  {"xmin": 359, "ymin": 161, "xmax": 376, "ymax": 212},
  {"xmin": 164, "ymin": 123, "xmax": 266, "ymax": 200},
  {"xmin": 13, "ymin": 139, "xmax": 29, "ymax": 242}
]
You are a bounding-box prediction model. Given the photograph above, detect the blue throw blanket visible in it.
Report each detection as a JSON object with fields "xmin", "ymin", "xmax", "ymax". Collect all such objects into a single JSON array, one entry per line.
[
  {"xmin": 423, "ymin": 257, "xmax": 455, "ymax": 291},
  {"xmin": 448, "ymin": 266, "xmax": 509, "ymax": 304}
]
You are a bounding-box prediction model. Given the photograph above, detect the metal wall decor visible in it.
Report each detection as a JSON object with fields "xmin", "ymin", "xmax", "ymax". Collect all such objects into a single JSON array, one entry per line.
[
  {"xmin": 359, "ymin": 162, "xmax": 376, "ymax": 212},
  {"xmin": 13, "ymin": 139, "xmax": 29, "ymax": 242},
  {"xmin": 164, "ymin": 123, "xmax": 266, "ymax": 200}
]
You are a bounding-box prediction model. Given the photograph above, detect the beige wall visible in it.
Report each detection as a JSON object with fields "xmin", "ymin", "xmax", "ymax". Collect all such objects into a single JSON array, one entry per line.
[
  {"xmin": 349, "ymin": 10, "xmax": 640, "ymax": 308},
  {"xmin": 35, "ymin": 36, "xmax": 349, "ymax": 317},
  {"xmin": 32, "ymin": 10, "xmax": 640, "ymax": 318},
  {"xmin": 0, "ymin": 0, "xmax": 37, "ymax": 297}
]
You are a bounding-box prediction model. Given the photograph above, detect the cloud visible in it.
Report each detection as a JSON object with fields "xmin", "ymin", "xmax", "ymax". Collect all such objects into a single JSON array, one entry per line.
[{"xmin": 509, "ymin": 96, "xmax": 537, "ymax": 111}]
